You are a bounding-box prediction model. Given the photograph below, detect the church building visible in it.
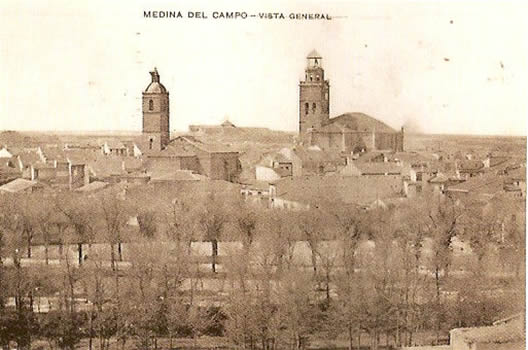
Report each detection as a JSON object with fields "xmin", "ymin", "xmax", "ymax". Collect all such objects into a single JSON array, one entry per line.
[
  {"xmin": 139, "ymin": 68, "xmax": 242, "ymax": 182},
  {"xmin": 299, "ymin": 50, "xmax": 404, "ymax": 153}
]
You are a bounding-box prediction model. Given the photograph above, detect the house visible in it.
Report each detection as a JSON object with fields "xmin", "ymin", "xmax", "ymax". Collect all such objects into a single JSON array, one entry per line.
[
  {"xmin": 144, "ymin": 136, "xmax": 241, "ymax": 182},
  {"xmin": 428, "ymin": 173, "xmax": 450, "ymax": 194},
  {"xmin": 0, "ymin": 146, "xmax": 14, "ymax": 159},
  {"xmin": 102, "ymin": 140, "xmax": 128, "ymax": 156},
  {"xmin": 0, "ymin": 158, "xmax": 22, "ymax": 185},
  {"xmin": 16, "ymin": 151, "xmax": 41, "ymax": 178},
  {"xmin": 31, "ymin": 159, "xmax": 86, "ymax": 190},
  {"xmin": 503, "ymin": 166, "xmax": 526, "ymax": 198},
  {"xmin": 87, "ymin": 156, "xmax": 149, "ymax": 184},
  {"xmin": 64, "ymin": 142, "xmax": 101, "ymax": 153},
  {"xmin": 444, "ymin": 173, "xmax": 504, "ymax": 199},
  {"xmin": 0, "ymin": 178, "xmax": 43, "ymax": 194},
  {"xmin": 457, "ymin": 160, "xmax": 486, "ymax": 178},
  {"xmin": 354, "ymin": 162, "xmax": 402, "ymax": 176}
]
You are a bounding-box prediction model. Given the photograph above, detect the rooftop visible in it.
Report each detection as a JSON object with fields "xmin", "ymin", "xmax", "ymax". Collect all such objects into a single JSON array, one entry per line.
[{"xmin": 0, "ymin": 178, "xmax": 40, "ymax": 193}]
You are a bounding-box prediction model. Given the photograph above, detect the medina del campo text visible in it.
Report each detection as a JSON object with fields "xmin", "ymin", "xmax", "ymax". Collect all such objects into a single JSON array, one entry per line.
[{"xmin": 143, "ymin": 10, "xmax": 333, "ymax": 20}]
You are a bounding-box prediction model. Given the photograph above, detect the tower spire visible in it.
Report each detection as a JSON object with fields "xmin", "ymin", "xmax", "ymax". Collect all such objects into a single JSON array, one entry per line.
[{"xmin": 150, "ymin": 67, "xmax": 160, "ymax": 83}]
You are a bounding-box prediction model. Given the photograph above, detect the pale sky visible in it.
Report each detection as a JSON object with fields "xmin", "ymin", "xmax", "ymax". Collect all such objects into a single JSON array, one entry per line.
[{"xmin": 1, "ymin": 0, "xmax": 527, "ymax": 136}]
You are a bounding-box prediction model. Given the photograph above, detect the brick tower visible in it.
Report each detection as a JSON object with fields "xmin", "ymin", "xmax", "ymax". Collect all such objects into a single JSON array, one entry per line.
[
  {"xmin": 299, "ymin": 50, "xmax": 330, "ymax": 137},
  {"xmin": 142, "ymin": 68, "xmax": 170, "ymax": 151}
]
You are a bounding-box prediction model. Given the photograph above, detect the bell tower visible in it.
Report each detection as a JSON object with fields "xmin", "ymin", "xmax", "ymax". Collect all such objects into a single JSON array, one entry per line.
[
  {"xmin": 299, "ymin": 50, "xmax": 330, "ymax": 137},
  {"xmin": 142, "ymin": 68, "xmax": 170, "ymax": 151}
]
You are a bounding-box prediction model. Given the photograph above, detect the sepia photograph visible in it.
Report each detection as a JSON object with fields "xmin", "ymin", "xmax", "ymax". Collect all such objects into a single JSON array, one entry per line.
[{"xmin": 0, "ymin": 1, "xmax": 526, "ymax": 349}]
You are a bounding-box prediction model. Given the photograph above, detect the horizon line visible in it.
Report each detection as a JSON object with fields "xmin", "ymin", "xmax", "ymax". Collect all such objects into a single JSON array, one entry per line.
[{"xmin": 1, "ymin": 128, "xmax": 526, "ymax": 138}]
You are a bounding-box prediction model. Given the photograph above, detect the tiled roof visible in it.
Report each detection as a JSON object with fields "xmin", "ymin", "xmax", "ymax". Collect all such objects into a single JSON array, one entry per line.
[
  {"xmin": 88, "ymin": 157, "xmax": 125, "ymax": 177},
  {"xmin": 104, "ymin": 140, "xmax": 126, "ymax": 149},
  {"xmin": 32, "ymin": 162, "xmax": 55, "ymax": 170},
  {"xmin": 17, "ymin": 151, "xmax": 40, "ymax": 167},
  {"xmin": 458, "ymin": 160, "xmax": 485, "ymax": 171},
  {"xmin": 40, "ymin": 146, "xmax": 67, "ymax": 162},
  {"xmin": 355, "ymin": 162, "xmax": 402, "ymax": 175},
  {"xmin": 0, "ymin": 178, "xmax": 40, "ymax": 193},
  {"xmin": 65, "ymin": 149, "xmax": 98, "ymax": 165},
  {"xmin": 329, "ymin": 112, "xmax": 396, "ymax": 133},
  {"xmin": 292, "ymin": 146, "xmax": 343, "ymax": 164},
  {"xmin": 74, "ymin": 181, "xmax": 108, "ymax": 193},
  {"xmin": 150, "ymin": 170, "xmax": 204, "ymax": 182},
  {"xmin": 446, "ymin": 173, "xmax": 503, "ymax": 195},
  {"xmin": 428, "ymin": 173, "xmax": 449, "ymax": 183},
  {"xmin": 186, "ymin": 137, "xmax": 238, "ymax": 154},
  {"xmin": 122, "ymin": 157, "xmax": 144, "ymax": 172}
]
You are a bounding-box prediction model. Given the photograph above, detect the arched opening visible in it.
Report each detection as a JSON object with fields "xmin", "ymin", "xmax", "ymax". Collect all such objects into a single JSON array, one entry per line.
[
  {"xmin": 312, "ymin": 102, "xmax": 316, "ymax": 113},
  {"xmin": 149, "ymin": 99, "xmax": 154, "ymax": 111},
  {"xmin": 305, "ymin": 103, "xmax": 309, "ymax": 115},
  {"xmin": 149, "ymin": 137, "xmax": 154, "ymax": 150}
]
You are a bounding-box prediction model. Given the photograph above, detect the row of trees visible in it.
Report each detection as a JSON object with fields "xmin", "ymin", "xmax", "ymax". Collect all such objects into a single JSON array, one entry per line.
[{"xmin": 0, "ymin": 183, "xmax": 525, "ymax": 350}]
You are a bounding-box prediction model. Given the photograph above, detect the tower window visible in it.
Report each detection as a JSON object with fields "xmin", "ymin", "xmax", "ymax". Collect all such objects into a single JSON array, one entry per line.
[
  {"xmin": 149, "ymin": 99, "xmax": 154, "ymax": 111},
  {"xmin": 314, "ymin": 58, "xmax": 319, "ymax": 66},
  {"xmin": 310, "ymin": 74, "xmax": 313, "ymax": 82},
  {"xmin": 149, "ymin": 137, "xmax": 153, "ymax": 150},
  {"xmin": 316, "ymin": 75, "xmax": 320, "ymax": 81},
  {"xmin": 305, "ymin": 102, "xmax": 309, "ymax": 115},
  {"xmin": 312, "ymin": 103, "xmax": 316, "ymax": 113}
]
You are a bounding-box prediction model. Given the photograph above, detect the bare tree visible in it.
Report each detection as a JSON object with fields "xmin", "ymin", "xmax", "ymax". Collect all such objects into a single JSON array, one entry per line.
[{"xmin": 197, "ymin": 192, "xmax": 227, "ymax": 273}]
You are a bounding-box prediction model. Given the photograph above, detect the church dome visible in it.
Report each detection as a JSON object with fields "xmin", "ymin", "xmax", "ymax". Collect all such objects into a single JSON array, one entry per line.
[
  {"xmin": 329, "ymin": 112, "xmax": 396, "ymax": 133},
  {"xmin": 144, "ymin": 68, "xmax": 167, "ymax": 94},
  {"xmin": 144, "ymin": 82, "xmax": 167, "ymax": 93}
]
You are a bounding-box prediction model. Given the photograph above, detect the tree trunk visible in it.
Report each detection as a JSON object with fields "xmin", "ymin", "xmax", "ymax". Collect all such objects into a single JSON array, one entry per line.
[
  {"xmin": 435, "ymin": 266, "xmax": 441, "ymax": 344},
  {"xmin": 212, "ymin": 240, "xmax": 218, "ymax": 273},
  {"xmin": 348, "ymin": 325, "xmax": 353, "ymax": 350},
  {"xmin": 45, "ymin": 243, "xmax": 49, "ymax": 265},
  {"xmin": 118, "ymin": 242, "xmax": 123, "ymax": 262},
  {"xmin": 110, "ymin": 243, "xmax": 116, "ymax": 271},
  {"xmin": 27, "ymin": 236, "xmax": 32, "ymax": 258},
  {"xmin": 78, "ymin": 243, "xmax": 83, "ymax": 266}
]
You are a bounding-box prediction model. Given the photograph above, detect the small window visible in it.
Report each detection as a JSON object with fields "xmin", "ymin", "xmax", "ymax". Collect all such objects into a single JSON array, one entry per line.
[
  {"xmin": 314, "ymin": 58, "xmax": 318, "ymax": 66},
  {"xmin": 312, "ymin": 103, "xmax": 316, "ymax": 113},
  {"xmin": 149, "ymin": 138, "xmax": 153, "ymax": 150},
  {"xmin": 310, "ymin": 74, "xmax": 313, "ymax": 81},
  {"xmin": 305, "ymin": 102, "xmax": 309, "ymax": 115},
  {"xmin": 149, "ymin": 99, "xmax": 154, "ymax": 111},
  {"xmin": 316, "ymin": 75, "xmax": 320, "ymax": 81}
]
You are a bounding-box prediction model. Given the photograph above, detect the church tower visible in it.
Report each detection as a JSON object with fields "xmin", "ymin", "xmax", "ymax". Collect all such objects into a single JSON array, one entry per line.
[
  {"xmin": 299, "ymin": 50, "xmax": 330, "ymax": 136},
  {"xmin": 142, "ymin": 68, "xmax": 170, "ymax": 151}
]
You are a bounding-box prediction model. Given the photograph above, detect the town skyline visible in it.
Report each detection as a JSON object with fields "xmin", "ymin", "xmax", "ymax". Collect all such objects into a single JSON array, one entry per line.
[{"xmin": 2, "ymin": 0, "xmax": 527, "ymax": 136}]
